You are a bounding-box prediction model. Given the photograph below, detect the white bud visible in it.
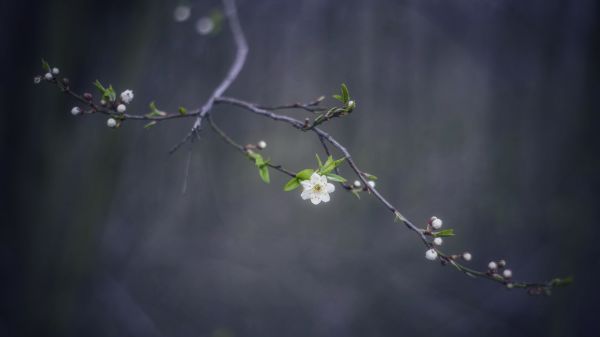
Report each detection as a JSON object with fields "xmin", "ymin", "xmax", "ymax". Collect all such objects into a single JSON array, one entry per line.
[
  {"xmin": 44, "ymin": 72, "xmax": 53, "ymax": 80},
  {"xmin": 100, "ymin": 99, "xmax": 107, "ymax": 106},
  {"xmin": 347, "ymin": 100, "xmax": 356, "ymax": 109},
  {"xmin": 433, "ymin": 237, "xmax": 443, "ymax": 246},
  {"xmin": 116, "ymin": 104, "xmax": 126, "ymax": 113},
  {"xmin": 488, "ymin": 261, "xmax": 498, "ymax": 270},
  {"xmin": 502, "ymin": 269, "xmax": 512, "ymax": 278},
  {"xmin": 431, "ymin": 217, "xmax": 443, "ymax": 229},
  {"xmin": 70, "ymin": 106, "xmax": 82, "ymax": 116},
  {"xmin": 52, "ymin": 67, "xmax": 60, "ymax": 75},
  {"xmin": 425, "ymin": 248, "xmax": 438, "ymax": 261},
  {"xmin": 353, "ymin": 180, "xmax": 362, "ymax": 188},
  {"xmin": 173, "ymin": 5, "xmax": 191, "ymax": 22},
  {"xmin": 196, "ymin": 17, "xmax": 214, "ymax": 35},
  {"xmin": 106, "ymin": 118, "xmax": 117, "ymax": 128},
  {"xmin": 33, "ymin": 76, "xmax": 42, "ymax": 84},
  {"xmin": 462, "ymin": 252, "xmax": 472, "ymax": 261},
  {"xmin": 257, "ymin": 140, "xmax": 267, "ymax": 149},
  {"xmin": 120, "ymin": 89, "xmax": 134, "ymax": 104},
  {"xmin": 368, "ymin": 180, "xmax": 376, "ymax": 188}
]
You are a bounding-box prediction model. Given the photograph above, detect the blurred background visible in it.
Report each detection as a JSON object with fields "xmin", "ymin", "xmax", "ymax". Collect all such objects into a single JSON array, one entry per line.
[{"xmin": 1, "ymin": 0, "xmax": 599, "ymax": 336}]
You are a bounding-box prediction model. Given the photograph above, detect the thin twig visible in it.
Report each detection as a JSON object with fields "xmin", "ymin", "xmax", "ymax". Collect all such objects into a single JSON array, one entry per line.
[{"xmin": 171, "ymin": 0, "xmax": 249, "ymax": 154}]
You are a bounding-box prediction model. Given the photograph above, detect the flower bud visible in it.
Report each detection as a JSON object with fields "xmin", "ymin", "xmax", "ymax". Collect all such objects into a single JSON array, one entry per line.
[
  {"xmin": 51, "ymin": 67, "xmax": 60, "ymax": 75},
  {"xmin": 100, "ymin": 99, "xmax": 107, "ymax": 106},
  {"xmin": 430, "ymin": 216, "xmax": 443, "ymax": 229},
  {"xmin": 497, "ymin": 259, "xmax": 506, "ymax": 268},
  {"xmin": 83, "ymin": 93, "xmax": 93, "ymax": 101},
  {"xmin": 70, "ymin": 106, "xmax": 82, "ymax": 116},
  {"xmin": 257, "ymin": 140, "xmax": 267, "ymax": 149},
  {"xmin": 462, "ymin": 252, "xmax": 472, "ymax": 261},
  {"xmin": 116, "ymin": 104, "xmax": 126, "ymax": 113},
  {"xmin": 433, "ymin": 237, "xmax": 443, "ymax": 246},
  {"xmin": 488, "ymin": 261, "xmax": 498, "ymax": 270},
  {"xmin": 425, "ymin": 249, "xmax": 438, "ymax": 261},
  {"xmin": 502, "ymin": 269, "xmax": 512, "ymax": 278},
  {"xmin": 33, "ymin": 76, "xmax": 42, "ymax": 84},
  {"xmin": 44, "ymin": 73, "xmax": 53, "ymax": 80},
  {"xmin": 367, "ymin": 180, "xmax": 376, "ymax": 188},
  {"xmin": 106, "ymin": 118, "xmax": 117, "ymax": 128},
  {"xmin": 353, "ymin": 180, "xmax": 362, "ymax": 188}
]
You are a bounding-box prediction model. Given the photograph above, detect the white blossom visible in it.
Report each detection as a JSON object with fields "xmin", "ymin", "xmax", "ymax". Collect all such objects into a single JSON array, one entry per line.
[
  {"xmin": 196, "ymin": 17, "xmax": 214, "ymax": 35},
  {"xmin": 116, "ymin": 104, "xmax": 126, "ymax": 113},
  {"xmin": 502, "ymin": 269, "xmax": 513, "ymax": 278},
  {"xmin": 488, "ymin": 261, "xmax": 498, "ymax": 270},
  {"xmin": 257, "ymin": 140, "xmax": 267, "ymax": 149},
  {"xmin": 106, "ymin": 118, "xmax": 117, "ymax": 128},
  {"xmin": 120, "ymin": 90, "xmax": 134, "ymax": 104},
  {"xmin": 425, "ymin": 249, "xmax": 438, "ymax": 261},
  {"xmin": 430, "ymin": 216, "xmax": 443, "ymax": 229},
  {"xmin": 173, "ymin": 5, "xmax": 191, "ymax": 22},
  {"xmin": 44, "ymin": 73, "xmax": 53, "ymax": 80},
  {"xmin": 353, "ymin": 180, "xmax": 362, "ymax": 188},
  {"xmin": 462, "ymin": 252, "xmax": 472, "ymax": 261},
  {"xmin": 70, "ymin": 106, "xmax": 82, "ymax": 116},
  {"xmin": 300, "ymin": 172, "xmax": 335, "ymax": 205},
  {"xmin": 433, "ymin": 237, "xmax": 443, "ymax": 246},
  {"xmin": 52, "ymin": 67, "xmax": 60, "ymax": 75},
  {"xmin": 367, "ymin": 180, "xmax": 376, "ymax": 188}
]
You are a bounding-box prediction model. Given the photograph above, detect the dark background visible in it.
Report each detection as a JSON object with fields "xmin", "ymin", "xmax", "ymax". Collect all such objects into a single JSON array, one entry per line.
[{"xmin": 1, "ymin": 0, "xmax": 599, "ymax": 336}]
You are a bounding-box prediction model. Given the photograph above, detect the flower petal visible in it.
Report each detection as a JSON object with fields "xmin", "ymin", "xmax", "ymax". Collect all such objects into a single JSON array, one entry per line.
[
  {"xmin": 310, "ymin": 172, "xmax": 321, "ymax": 184},
  {"xmin": 320, "ymin": 175, "xmax": 328, "ymax": 185},
  {"xmin": 310, "ymin": 196, "xmax": 321, "ymax": 205},
  {"xmin": 300, "ymin": 180, "xmax": 312, "ymax": 190},
  {"xmin": 326, "ymin": 183, "xmax": 335, "ymax": 193},
  {"xmin": 320, "ymin": 193, "xmax": 330, "ymax": 203},
  {"xmin": 301, "ymin": 189, "xmax": 313, "ymax": 200}
]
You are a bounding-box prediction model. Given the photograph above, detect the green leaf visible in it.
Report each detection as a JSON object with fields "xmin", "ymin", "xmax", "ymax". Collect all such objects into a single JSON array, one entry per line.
[
  {"xmin": 143, "ymin": 121, "xmax": 157, "ymax": 129},
  {"xmin": 106, "ymin": 85, "xmax": 117, "ymax": 102},
  {"xmin": 259, "ymin": 166, "xmax": 270, "ymax": 183},
  {"xmin": 295, "ymin": 169, "xmax": 314, "ymax": 180},
  {"xmin": 147, "ymin": 101, "xmax": 167, "ymax": 117},
  {"xmin": 178, "ymin": 106, "xmax": 188, "ymax": 115},
  {"xmin": 41, "ymin": 59, "xmax": 50, "ymax": 72},
  {"xmin": 332, "ymin": 94, "xmax": 344, "ymax": 103},
  {"xmin": 340, "ymin": 83, "xmax": 349, "ymax": 103},
  {"xmin": 432, "ymin": 229, "xmax": 455, "ymax": 238},
  {"xmin": 326, "ymin": 173, "xmax": 346, "ymax": 183},
  {"xmin": 93, "ymin": 80, "xmax": 107, "ymax": 95},
  {"xmin": 319, "ymin": 156, "xmax": 345, "ymax": 175},
  {"xmin": 351, "ymin": 190, "xmax": 361, "ymax": 199},
  {"xmin": 362, "ymin": 172, "xmax": 378, "ymax": 180},
  {"xmin": 549, "ymin": 277, "xmax": 573, "ymax": 287},
  {"xmin": 284, "ymin": 178, "xmax": 301, "ymax": 191},
  {"xmin": 315, "ymin": 154, "xmax": 323, "ymax": 168}
]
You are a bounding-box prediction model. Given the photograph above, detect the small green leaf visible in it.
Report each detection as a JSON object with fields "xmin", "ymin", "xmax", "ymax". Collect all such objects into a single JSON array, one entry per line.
[
  {"xmin": 340, "ymin": 83, "xmax": 349, "ymax": 103},
  {"xmin": 549, "ymin": 277, "xmax": 573, "ymax": 287},
  {"xmin": 147, "ymin": 101, "xmax": 167, "ymax": 117},
  {"xmin": 143, "ymin": 121, "xmax": 157, "ymax": 129},
  {"xmin": 332, "ymin": 94, "xmax": 344, "ymax": 103},
  {"xmin": 284, "ymin": 178, "xmax": 301, "ymax": 191},
  {"xmin": 315, "ymin": 154, "xmax": 323, "ymax": 168},
  {"xmin": 41, "ymin": 59, "xmax": 50, "ymax": 72},
  {"xmin": 432, "ymin": 229, "xmax": 455, "ymax": 238},
  {"xmin": 326, "ymin": 173, "xmax": 346, "ymax": 183},
  {"xmin": 351, "ymin": 190, "xmax": 361, "ymax": 199},
  {"xmin": 295, "ymin": 169, "xmax": 314, "ymax": 180},
  {"xmin": 259, "ymin": 165, "xmax": 270, "ymax": 183},
  {"xmin": 93, "ymin": 80, "xmax": 106, "ymax": 95},
  {"xmin": 319, "ymin": 156, "xmax": 345, "ymax": 175},
  {"xmin": 107, "ymin": 85, "xmax": 117, "ymax": 102},
  {"xmin": 362, "ymin": 172, "xmax": 378, "ymax": 180},
  {"xmin": 178, "ymin": 106, "xmax": 188, "ymax": 115}
]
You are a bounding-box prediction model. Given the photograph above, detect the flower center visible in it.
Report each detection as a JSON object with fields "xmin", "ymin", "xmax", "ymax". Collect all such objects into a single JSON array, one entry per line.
[{"xmin": 313, "ymin": 184, "xmax": 322, "ymax": 192}]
